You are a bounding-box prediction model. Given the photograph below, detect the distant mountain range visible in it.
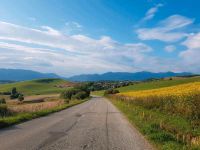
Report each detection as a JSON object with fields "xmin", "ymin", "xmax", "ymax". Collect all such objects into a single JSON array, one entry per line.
[
  {"xmin": 0, "ymin": 69, "xmax": 60, "ymax": 81},
  {"xmin": 0, "ymin": 69, "xmax": 193, "ymax": 82},
  {"xmin": 67, "ymin": 71, "xmax": 193, "ymax": 81}
]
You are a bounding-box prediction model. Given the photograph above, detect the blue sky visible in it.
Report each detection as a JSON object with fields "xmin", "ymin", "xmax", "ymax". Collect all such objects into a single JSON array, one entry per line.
[{"xmin": 0, "ymin": 0, "xmax": 200, "ymax": 76}]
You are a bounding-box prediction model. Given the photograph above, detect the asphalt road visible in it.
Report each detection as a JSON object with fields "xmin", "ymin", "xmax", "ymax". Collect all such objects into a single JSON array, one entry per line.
[{"xmin": 0, "ymin": 96, "xmax": 154, "ymax": 150}]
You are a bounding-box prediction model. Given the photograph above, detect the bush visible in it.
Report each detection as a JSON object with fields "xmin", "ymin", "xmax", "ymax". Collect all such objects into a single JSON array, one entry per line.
[
  {"xmin": 60, "ymin": 88, "xmax": 81, "ymax": 100},
  {"xmin": 74, "ymin": 85, "xmax": 90, "ymax": 97},
  {"xmin": 35, "ymin": 79, "xmax": 57, "ymax": 83},
  {"xmin": 18, "ymin": 94, "xmax": 24, "ymax": 101},
  {"xmin": 10, "ymin": 93, "xmax": 20, "ymax": 99},
  {"xmin": 60, "ymin": 85, "xmax": 90, "ymax": 101},
  {"xmin": 104, "ymin": 89, "xmax": 119, "ymax": 95},
  {"xmin": 10, "ymin": 87, "xmax": 22, "ymax": 99},
  {"xmin": 0, "ymin": 98, "xmax": 6, "ymax": 104},
  {"xmin": 0, "ymin": 104, "xmax": 8, "ymax": 117},
  {"xmin": 72, "ymin": 91, "xmax": 88, "ymax": 100},
  {"xmin": 0, "ymin": 92, "xmax": 11, "ymax": 95},
  {"xmin": 11, "ymin": 87, "xmax": 17, "ymax": 95}
]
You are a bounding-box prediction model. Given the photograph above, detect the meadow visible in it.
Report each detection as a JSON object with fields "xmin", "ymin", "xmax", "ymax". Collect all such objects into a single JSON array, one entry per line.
[
  {"xmin": 107, "ymin": 77, "xmax": 200, "ymax": 150},
  {"xmin": 0, "ymin": 78, "xmax": 87, "ymax": 128},
  {"xmin": 0, "ymin": 78, "xmax": 76, "ymax": 96}
]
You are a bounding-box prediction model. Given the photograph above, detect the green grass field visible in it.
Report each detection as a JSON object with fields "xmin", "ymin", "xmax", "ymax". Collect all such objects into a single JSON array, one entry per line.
[
  {"xmin": 0, "ymin": 78, "xmax": 73, "ymax": 96},
  {"xmin": 0, "ymin": 78, "xmax": 90, "ymax": 129},
  {"xmin": 117, "ymin": 76, "xmax": 200, "ymax": 92}
]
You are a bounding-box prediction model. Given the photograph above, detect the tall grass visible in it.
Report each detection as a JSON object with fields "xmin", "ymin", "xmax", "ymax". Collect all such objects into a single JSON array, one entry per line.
[
  {"xmin": 0, "ymin": 104, "xmax": 9, "ymax": 117},
  {"xmin": 110, "ymin": 82, "xmax": 200, "ymax": 148},
  {"xmin": 0, "ymin": 99, "xmax": 87, "ymax": 129},
  {"xmin": 118, "ymin": 82, "xmax": 200, "ymax": 120},
  {"xmin": 9, "ymin": 100, "xmax": 64, "ymax": 113}
]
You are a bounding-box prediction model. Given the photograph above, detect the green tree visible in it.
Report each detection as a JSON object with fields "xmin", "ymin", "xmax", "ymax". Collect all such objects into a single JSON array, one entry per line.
[
  {"xmin": 72, "ymin": 91, "xmax": 88, "ymax": 100},
  {"xmin": 60, "ymin": 88, "xmax": 81, "ymax": 100},
  {"xmin": 18, "ymin": 94, "xmax": 24, "ymax": 102},
  {"xmin": 11, "ymin": 87, "xmax": 17, "ymax": 95},
  {"xmin": 104, "ymin": 89, "xmax": 119, "ymax": 95}
]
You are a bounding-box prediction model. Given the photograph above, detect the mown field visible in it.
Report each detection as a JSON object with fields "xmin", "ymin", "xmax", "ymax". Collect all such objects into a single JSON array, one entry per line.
[
  {"xmin": 0, "ymin": 78, "xmax": 76, "ymax": 96},
  {"xmin": 108, "ymin": 77, "xmax": 200, "ymax": 150}
]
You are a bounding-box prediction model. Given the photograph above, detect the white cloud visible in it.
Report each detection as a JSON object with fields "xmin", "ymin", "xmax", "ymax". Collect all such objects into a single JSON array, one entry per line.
[
  {"xmin": 165, "ymin": 45, "xmax": 176, "ymax": 52},
  {"xmin": 179, "ymin": 48, "xmax": 200, "ymax": 65},
  {"xmin": 0, "ymin": 21, "xmax": 143, "ymax": 54},
  {"xmin": 0, "ymin": 21, "xmax": 154, "ymax": 76},
  {"xmin": 137, "ymin": 28, "xmax": 186, "ymax": 42},
  {"xmin": 160, "ymin": 15, "xmax": 194, "ymax": 30},
  {"xmin": 142, "ymin": 4, "xmax": 163, "ymax": 21},
  {"xmin": 64, "ymin": 21, "xmax": 83, "ymax": 34},
  {"xmin": 65, "ymin": 21, "xmax": 82, "ymax": 29},
  {"xmin": 179, "ymin": 32, "xmax": 200, "ymax": 72},
  {"xmin": 1, "ymin": 20, "xmax": 199, "ymax": 75},
  {"xmin": 137, "ymin": 15, "xmax": 194, "ymax": 42},
  {"xmin": 182, "ymin": 32, "xmax": 200, "ymax": 49}
]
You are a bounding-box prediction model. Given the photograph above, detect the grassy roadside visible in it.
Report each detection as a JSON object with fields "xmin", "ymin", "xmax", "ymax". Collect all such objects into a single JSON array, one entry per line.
[
  {"xmin": 108, "ymin": 97, "xmax": 200, "ymax": 150},
  {"xmin": 0, "ymin": 99, "xmax": 88, "ymax": 129}
]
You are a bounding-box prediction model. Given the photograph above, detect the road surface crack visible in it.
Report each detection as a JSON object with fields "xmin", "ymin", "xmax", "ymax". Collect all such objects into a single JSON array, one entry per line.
[{"xmin": 37, "ymin": 117, "xmax": 80, "ymax": 149}]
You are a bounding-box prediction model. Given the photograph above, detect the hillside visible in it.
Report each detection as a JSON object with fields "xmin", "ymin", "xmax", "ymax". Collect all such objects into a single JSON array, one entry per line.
[
  {"xmin": 67, "ymin": 71, "xmax": 192, "ymax": 81},
  {"xmin": 0, "ymin": 78, "xmax": 75, "ymax": 95},
  {"xmin": 0, "ymin": 69, "xmax": 60, "ymax": 81},
  {"xmin": 117, "ymin": 76, "xmax": 200, "ymax": 92}
]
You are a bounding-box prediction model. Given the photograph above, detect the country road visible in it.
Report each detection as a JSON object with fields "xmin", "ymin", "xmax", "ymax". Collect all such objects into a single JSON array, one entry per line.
[{"xmin": 0, "ymin": 96, "xmax": 154, "ymax": 150}]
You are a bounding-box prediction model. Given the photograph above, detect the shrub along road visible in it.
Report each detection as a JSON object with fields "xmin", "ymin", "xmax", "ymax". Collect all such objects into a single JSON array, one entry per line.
[{"xmin": 0, "ymin": 96, "xmax": 154, "ymax": 150}]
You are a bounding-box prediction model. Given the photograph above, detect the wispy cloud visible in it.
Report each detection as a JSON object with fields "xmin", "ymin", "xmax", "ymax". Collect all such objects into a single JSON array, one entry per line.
[
  {"xmin": 164, "ymin": 45, "xmax": 176, "ymax": 52},
  {"xmin": 136, "ymin": 15, "xmax": 194, "ymax": 42},
  {"xmin": 0, "ymin": 18, "xmax": 199, "ymax": 75},
  {"xmin": 142, "ymin": 3, "xmax": 163, "ymax": 21},
  {"xmin": 64, "ymin": 21, "xmax": 83, "ymax": 34},
  {"xmin": 0, "ymin": 21, "xmax": 154, "ymax": 76}
]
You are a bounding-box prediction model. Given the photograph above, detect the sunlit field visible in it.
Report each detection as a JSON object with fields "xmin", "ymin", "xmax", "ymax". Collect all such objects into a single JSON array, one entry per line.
[{"xmin": 110, "ymin": 81, "xmax": 200, "ymax": 149}]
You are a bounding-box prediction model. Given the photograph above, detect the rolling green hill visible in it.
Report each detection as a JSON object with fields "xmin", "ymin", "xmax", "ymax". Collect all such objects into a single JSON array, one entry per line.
[
  {"xmin": 117, "ymin": 76, "xmax": 200, "ymax": 92},
  {"xmin": 0, "ymin": 78, "xmax": 75, "ymax": 95}
]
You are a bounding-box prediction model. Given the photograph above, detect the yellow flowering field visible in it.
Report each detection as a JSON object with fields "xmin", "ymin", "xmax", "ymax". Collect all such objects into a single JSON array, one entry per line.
[
  {"xmin": 114, "ymin": 81, "xmax": 200, "ymax": 120},
  {"xmin": 111, "ymin": 81, "xmax": 200, "ymax": 148},
  {"xmin": 119, "ymin": 82, "xmax": 200, "ymax": 98}
]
